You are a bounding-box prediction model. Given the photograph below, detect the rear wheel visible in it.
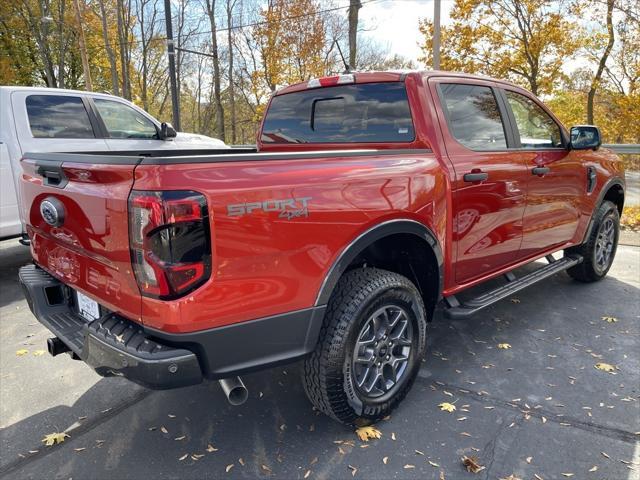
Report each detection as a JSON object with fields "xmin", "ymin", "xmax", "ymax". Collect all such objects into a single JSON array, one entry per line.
[
  {"xmin": 566, "ymin": 200, "xmax": 620, "ymax": 282},
  {"xmin": 302, "ymin": 268, "xmax": 428, "ymax": 425}
]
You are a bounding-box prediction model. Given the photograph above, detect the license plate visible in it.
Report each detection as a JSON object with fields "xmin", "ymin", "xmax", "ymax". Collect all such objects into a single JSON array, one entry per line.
[{"xmin": 76, "ymin": 290, "xmax": 100, "ymax": 321}]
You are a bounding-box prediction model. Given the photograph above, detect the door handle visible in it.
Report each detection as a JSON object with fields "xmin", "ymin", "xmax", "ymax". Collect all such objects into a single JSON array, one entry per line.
[
  {"xmin": 463, "ymin": 172, "xmax": 488, "ymax": 182},
  {"xmin": 532, "ymin": 166, "xmax": 550, "ymax": 176}
]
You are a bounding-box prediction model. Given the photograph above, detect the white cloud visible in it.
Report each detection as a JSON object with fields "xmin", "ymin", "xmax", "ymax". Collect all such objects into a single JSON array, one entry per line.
[{"xmin": 359, "ymin": 0, "xmax": 453, "ymax": 66}]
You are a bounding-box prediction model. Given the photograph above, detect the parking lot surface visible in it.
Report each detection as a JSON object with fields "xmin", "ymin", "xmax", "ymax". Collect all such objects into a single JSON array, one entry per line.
[{"xmin": 1, "ymin": 238, "xmax": 638, "ymax": 480}]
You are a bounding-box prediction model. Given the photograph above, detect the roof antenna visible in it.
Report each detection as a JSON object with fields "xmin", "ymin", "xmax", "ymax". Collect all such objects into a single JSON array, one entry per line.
[{"xmin": 334, "ymin": 40, "xmax": 351, "ymax": 74}]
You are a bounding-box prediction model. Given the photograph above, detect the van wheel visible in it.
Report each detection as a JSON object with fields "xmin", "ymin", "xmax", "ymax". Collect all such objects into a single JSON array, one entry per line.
[
  {"xmin": 302, "ymin": 268, "xmax": 427, "ymax": 425},
  {"xmin": 566, "ymin": 200, "xmax": 620, "ymax": 282}
]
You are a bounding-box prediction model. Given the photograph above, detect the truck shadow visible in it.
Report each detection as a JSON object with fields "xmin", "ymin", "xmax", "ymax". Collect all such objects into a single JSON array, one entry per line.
[
  {"xmin": 1, "ymin": 257, "xmax": 638, "ymax": 479},
  {"xmin": 0, "ymin": 239, "xmax": 31, "ymax": 309}
]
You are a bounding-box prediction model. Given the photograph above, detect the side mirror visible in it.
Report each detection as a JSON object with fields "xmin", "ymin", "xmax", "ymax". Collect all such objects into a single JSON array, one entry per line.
[
  {"xmin": 569, "ymin": 125, "xmax": 601, "ymax": 150},
  {"xmin": 159, "ymin": 122, "xmax": 177, "ymax": 140}
]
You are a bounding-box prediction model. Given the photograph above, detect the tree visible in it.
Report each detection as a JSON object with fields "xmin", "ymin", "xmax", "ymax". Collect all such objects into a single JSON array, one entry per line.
[
  {"xmin": 418, "ymin": 0, "xmax": 582, "ymax": 95},
  {"xmin": 203, "ymin": 0, "xmax": 225, "ymax": 140},
  {"xmin": 586, "ymin": 0, "xmax": 615, "ymax": 124},
  {"xmin": 96, "ymin": 0, "xmax": 120, "ymax": 95},
  {"xmin": 72, "ymin": 0, "xmax": 92, "ymax": 90}
]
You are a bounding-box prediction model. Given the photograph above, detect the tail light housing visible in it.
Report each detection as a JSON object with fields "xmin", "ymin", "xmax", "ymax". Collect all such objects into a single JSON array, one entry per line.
[{"xmin": 128, "ymin": 190, "xmax": 211, "ymax": 299}]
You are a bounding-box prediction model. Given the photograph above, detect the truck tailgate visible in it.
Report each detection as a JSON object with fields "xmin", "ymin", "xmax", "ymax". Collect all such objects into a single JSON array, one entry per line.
[{"xmin": 20, "ymin": 154, "xmax": 142, "ymax": 322}]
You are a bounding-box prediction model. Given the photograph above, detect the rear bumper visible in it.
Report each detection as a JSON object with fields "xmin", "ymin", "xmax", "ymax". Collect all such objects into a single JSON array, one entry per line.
[
  {"xmin": 19, "ymin": 264, "xmax": 203, "ymax": 389},
  {"xmin": 18, "ymin": 264, "xmax": 325, "ymax": 389}
]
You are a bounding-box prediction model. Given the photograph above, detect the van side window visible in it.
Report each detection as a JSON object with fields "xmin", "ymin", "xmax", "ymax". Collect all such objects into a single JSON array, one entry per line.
[
  {"xmin": 439, "ymin": 83, "xmax": 508, "ymax": 151},
  {"xmin": 505, "ymin": 91, "xmax": 563, "ymax": 148},
  {"xmin": 26, "ymin": 95, "xmax": 95, "ymax": 139}
]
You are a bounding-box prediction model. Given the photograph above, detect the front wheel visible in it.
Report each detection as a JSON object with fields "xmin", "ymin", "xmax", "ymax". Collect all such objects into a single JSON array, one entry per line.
[
  {"xmin": 302, "ymin": 268, "xmax": 428, "ymax": 425},
  {"xmin": 566, "ymin": 200, "xmax": 620, "ymax": 282}
]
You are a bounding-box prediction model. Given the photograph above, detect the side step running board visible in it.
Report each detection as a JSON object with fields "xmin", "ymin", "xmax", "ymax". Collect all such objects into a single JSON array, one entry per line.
[{"xmin": 444, "ymin": 255, "xmax": 583, "ymax": 319}]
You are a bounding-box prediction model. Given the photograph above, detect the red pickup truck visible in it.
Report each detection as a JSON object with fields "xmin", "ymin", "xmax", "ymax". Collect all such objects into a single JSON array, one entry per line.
[{"xmin": 19, "ymin": 71, "xmax": 625, "ymax": 425}]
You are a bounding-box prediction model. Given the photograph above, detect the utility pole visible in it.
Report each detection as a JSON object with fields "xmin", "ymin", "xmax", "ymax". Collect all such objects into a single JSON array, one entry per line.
[
  {"xmin": 348, "ymin": 0, "xmax": 361, "ymax": 70},
  {"xmin": 433, "ymin": 0, "xmax": 441, "ymax": 70},
  {"xmin": 164, "ymin": 0, "xmax": 181, "ymax": 130}
]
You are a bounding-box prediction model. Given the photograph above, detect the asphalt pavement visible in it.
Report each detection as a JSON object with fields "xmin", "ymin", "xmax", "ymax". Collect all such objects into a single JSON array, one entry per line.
[{"xmin": 1, "ymin": 238, "xmax": 638, "ymax": 480}]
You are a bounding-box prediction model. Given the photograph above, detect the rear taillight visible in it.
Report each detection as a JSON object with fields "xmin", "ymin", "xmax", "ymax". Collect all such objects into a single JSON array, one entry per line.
[{"xmin": 128, "ymin": 190, "xmax": 211, "ymax": 299}]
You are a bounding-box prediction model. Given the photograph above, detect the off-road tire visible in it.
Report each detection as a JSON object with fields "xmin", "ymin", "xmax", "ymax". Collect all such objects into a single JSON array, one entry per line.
[
  {"xmin": 566, "ymin": 200, "xmax": 620, "ymax": 282},
  {"xmin": 302, "ymin": 268, "xmax": 428, "ymax": 425}
]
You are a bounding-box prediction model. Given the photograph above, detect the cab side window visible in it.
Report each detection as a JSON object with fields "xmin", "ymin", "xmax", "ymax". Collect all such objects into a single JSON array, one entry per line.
[
  {"xmin": 93, "ymin": 99, "xmax": 158, "ymax": 139},
  {"xmin": 439, "ymin": 83, "xmax": 508, "ymax": 151},
  {"xmin": 505, "ymin": 91, "xmax": 563, "ymax": 148},
  {"xmin": 26, "ymin": 95, "xmax": 95, "ymax": 139}
]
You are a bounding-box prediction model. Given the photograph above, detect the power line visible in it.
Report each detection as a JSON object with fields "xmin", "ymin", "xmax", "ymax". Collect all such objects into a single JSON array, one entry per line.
[{"xmin": 1, "ymin": 0, "xmax": 385, "ymax": 52}]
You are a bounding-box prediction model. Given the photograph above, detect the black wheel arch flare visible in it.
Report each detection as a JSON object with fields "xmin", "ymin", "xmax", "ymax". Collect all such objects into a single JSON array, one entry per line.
[{"xmin": 314, "ymin": 219, "xmax": 444, "ymax": 307}]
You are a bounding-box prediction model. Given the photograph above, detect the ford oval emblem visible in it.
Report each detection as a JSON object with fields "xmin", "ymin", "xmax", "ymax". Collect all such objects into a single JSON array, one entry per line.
[{"xmin": 40, "ymin": 197, "xmax": 65, "ymax": 227}]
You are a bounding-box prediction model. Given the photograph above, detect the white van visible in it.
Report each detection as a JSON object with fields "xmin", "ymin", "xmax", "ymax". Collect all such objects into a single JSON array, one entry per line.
[{"xmin": 0, "ymin": 86, "xmax": 228, "ymax": 241}]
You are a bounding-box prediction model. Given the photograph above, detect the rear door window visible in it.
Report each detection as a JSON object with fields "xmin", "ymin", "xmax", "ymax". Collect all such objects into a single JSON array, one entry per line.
[
  {"xmin": 438, "ymin": 83, "xmax": 508, "ymax": 151},
  {"xmin": 261, "ymin": 82, "xmax": 415, "ymax": 144},
  {"xmin": 26, "ymin": 95, "xmax": 95, "ymax": 139}
]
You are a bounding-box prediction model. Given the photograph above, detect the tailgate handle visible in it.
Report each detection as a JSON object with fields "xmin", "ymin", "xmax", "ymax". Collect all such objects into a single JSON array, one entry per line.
[{"xmin": 36, "ymin": 162, "xmax": 68, "ymax": 188}]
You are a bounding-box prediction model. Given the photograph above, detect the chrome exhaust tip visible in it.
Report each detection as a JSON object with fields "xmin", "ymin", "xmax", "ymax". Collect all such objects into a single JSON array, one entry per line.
[{"xmin": 218, "ymin": 376, "xmax": 248, "ymax": 406}]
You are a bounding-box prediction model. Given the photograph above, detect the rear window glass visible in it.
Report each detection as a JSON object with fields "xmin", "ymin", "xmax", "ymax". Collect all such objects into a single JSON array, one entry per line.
[
  {"xmin": 26, "ymin": 95, "xmax": 95, "ymax": 139},
  {"xmin": 438, "ymin": 83, "xmax": 507, "ymax": 151},
  {"xmin": 261, "ymin": 82, "xmax": 415, "ymax": 144}
]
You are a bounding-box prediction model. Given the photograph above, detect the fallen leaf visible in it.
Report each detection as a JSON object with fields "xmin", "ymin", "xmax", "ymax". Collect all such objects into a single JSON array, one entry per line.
[
  {"xmin": 497, "ymin": 343, "xmax": 512, "ymax": 350},
  {"xmin": 461, "ymin": 456, "xmax": 485, "ymax": 473},
  {"xmin": 178, "ymin": 453, "xmax": 188, "ymax": 461},
  {"xmin": 526, "ymin": 456, "xmax": 533, "ymax": 464},
  {"xmin": 239, "ymin": 457, "xmax": 245, "ymax": 466},
  {"xmin": 261, "ymin": 464, "xmax": 272, "ymax": 473},
  {"xmin": 438, "ymin": 402, "xmax": 456, "ymax": 413},
  {"xmin": 601, "ymin": 316, "xmax": 617, "ymax": 323},
  {"xmin": 510, "ymin": 298, "xmax": 521, "ymax": 304},
  {"xmin": 595, "ymin": 363, "xmax": 616, "ymax": 372},
  {"xmin": 561, "ymin": 474, "xmax": 574, "ymax": 478},
  {"xmin": 160, "ymin": 426, "xmax": 168, "ymax": 434},
  {"xmin": 167, "ymin": 414, "xmax": 176, "ymax": 418},
  {"xmin": 429, "ymin": 460, "xmax": 440, "ymax": 467},
  {"xmin": 225, "ymin": 464, "xmax": 234, "ymax": 473},
  {"xmin": 382, "ymin": 456, "xmax": 389, "ymax": 464},
  {"xmin": 589, "ymin": 466, "xmax": 598, "ymax": 472},
  {"xmin": 500, "ymin": 475, "xmax": 522, "ymax": 480},
  {"xmin": 74, "ymin": 447, "xmax": 86, "ymax": 452},
  {"xmin": 534, "ymin": 475, "xmax": 544, "ymax": 480},
  {"xmin": 304, "ymin": 470, "xmax": 311, "ymax": 479},
  {"xmin": 348, "ymin": 465, "xmax": 357, "ymax": 477},
  {"xmin": 41, "ymin": 432, "xmax": 69, "ymax": 446},
  {"xmin": 33, "ymin": 350, "xmax": 46, "ymax": 356},
  {"xmin": 391, "ymin": 432, "xmax": 396, "ymax": 441},
  {"xmin": 415, "ymin": 449, "xmax": 424, "ymax": 455},
  {"xmin": 191, "ymin": 454, "xmax": 205, "ymax": 460},
  {"xmin": 601, "ymin": 452, "xmax": 610, "ymax": 459},
  {"xmin": 355, "ymin": 425, "xmax": 382, "ymax": 442},
  {"xmin": 404, "ymin": 464, "xmax": 415, "ymax": 469},
  {"xmin": 206, "ymin": 444, "xmax": 218, "ymax": 452},
  {"xmin": 16, "ymin": 349, "xmax": 28, "ymax": 356},
  {"xmin": 460, "ymin": 432, "xmax": 472, "ymax": 437},
  {"xmin": 174, "ymin": 435, "xmax": 186, "ymax": 441}
]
